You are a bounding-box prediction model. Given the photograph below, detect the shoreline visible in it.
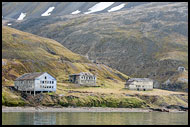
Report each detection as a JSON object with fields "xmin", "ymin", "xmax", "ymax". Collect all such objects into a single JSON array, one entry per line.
[{"xmin": 2, "ymin": 106, "xmax": 186, "ymax": 113}]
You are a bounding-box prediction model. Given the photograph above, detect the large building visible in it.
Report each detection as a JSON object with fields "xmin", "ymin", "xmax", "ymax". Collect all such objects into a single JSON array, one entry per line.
[
  {"xmin": 125, "ymin": 78, "xmax": 153, "ymax": 91},
  {"xmin": 14, "ymin": 72, "xmax": 56, "ymax": 95},
  {"xmin": 69, "ymin": 72, "xmax": 96, "ymax": 86}
]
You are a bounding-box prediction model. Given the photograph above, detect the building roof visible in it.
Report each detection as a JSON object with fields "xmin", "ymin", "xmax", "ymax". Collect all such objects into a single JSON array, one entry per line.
[
  {"xmin": 69, "ymin": 72, "xmax": 95, "ymax": 76},
  {"xmin": 127, "ymin": 78, "xmax": 153, "ymax": 82},
  {"xmin": 15, "ymin": 72, "xmax": 45, "ymax": 81}
]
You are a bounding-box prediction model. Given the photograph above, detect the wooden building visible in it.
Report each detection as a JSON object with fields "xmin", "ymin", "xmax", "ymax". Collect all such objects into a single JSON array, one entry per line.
[
  {"xmin": 14, "ymin": 72, "xmax": 56, "ymax": 95},
  {"xmin": 125, "ymin": 78, "xmax": 153, "ymax": 91},
  {"xmin": 69, "ymin": 72, "xmax": 96, "ymax": 86}
]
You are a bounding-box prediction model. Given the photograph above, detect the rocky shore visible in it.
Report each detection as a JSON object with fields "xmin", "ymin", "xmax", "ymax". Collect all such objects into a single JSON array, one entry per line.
[{"xmin": 2, "ymin": 106, "xmax": 187, "ymax": 113}]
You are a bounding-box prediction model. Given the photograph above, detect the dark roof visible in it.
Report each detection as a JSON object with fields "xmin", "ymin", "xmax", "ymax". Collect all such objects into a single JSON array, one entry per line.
[
  {"xmin": 15, "ymin": 72, "xmax": 45, "ymax": 81},
  {"xmin": 127, "ymin": 78, "xmax": 153, "ymax": 82}
]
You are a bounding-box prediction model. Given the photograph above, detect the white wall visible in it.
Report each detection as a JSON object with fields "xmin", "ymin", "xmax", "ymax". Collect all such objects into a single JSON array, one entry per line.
[
  {"xmin": 79, "ymin": 75, "xmax": 96, "ymax": 86},
  {"xmin": 35, "ymin": 72, "xmax": 56, "ymax": 92},
  {"xmin": 128, "ymin": 81, "xmax": 153, "ymax": 90}
]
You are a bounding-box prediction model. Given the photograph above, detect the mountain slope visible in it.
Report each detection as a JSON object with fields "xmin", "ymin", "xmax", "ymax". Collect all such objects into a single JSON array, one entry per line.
[
  {"xmin": 8, "ymin": 2, "xmax": 188, "ymax": 91},
  {"xmin": 2, "ymin": 2, "xmax": 149, "ymax": 20},
  {"xmin": 2, "ymin": 26, "xmax": 188, "ymax": 109},
  {"xmin": 2, "ymin": 26, "xmax": 129, "ymax": 88}
]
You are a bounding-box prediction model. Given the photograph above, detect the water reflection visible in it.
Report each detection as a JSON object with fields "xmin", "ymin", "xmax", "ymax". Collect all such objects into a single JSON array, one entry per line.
[
  {"xmin": 34, "ymin": 112, "xmax": 56, "ymax": 125},
  {"xmin": 2, "ymin": 112, "xmax": 188, "ymax": 125}
]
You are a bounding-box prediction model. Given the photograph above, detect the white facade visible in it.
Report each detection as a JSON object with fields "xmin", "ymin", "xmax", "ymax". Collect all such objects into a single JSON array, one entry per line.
[
  {"xmin": 14, "ymin": 72, "xmax": 56, "ymax": 93},
  {"xmin": 69, "ymin": 72, "xmax": 96, "ymax": 86},
  {"xmin": 125, "ymin": 78, "xmax": 153, "ymax": 91},
  {"xmin": 35, "ymin": 72, "xmax": 56, "ymax": 92}
]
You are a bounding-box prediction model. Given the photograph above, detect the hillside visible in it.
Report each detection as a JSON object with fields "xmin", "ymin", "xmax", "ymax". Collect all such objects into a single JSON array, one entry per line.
[
  {"xmin": 2, "ymin": 26, "xmax": 188, "ymax": 110},
  {"xmin": 7, "ymin": 2, "xmax": 188, "ymax": 91},
  {"xmin": 2, "ymin": 26, "xmax": 129, "ymax": 87}
]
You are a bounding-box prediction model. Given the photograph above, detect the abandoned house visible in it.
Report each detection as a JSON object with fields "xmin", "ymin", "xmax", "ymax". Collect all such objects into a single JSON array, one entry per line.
[
  {"xmin": 178, "ymin": 66, "xmax": 185, "ymax": 72},
  {"xmin": 69, "ymin": 72, "xmax": 96, "ymax": 86},
  {"xmin": 14, "ymin": 72, "xmax": 56, "ymax": 95},
  {"xmin": 125, "ymin": 78, "xmax": 153, "ymax": 91}
]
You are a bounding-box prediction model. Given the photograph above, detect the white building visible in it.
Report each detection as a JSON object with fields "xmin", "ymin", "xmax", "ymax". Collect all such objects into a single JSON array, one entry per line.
[
  {"xmin": 125, "ymin": 78, "xmax": 153, "ymax": 91},
  {"xmin": 177, "ymin": 66, "xmax": 185, "ymax": 72},
  {"xmin": 14, "ymin": 72, "xmax": 56, "ymax": 95},
  {"xmin": 69, "ymin": 72, "xmax": 96, "ymax": 86}
]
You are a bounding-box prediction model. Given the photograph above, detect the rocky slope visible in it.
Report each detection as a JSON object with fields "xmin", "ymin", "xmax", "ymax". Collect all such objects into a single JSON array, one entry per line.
[
  {"xmin": 2, "ymin": 2, "xmax": 149, "ymax": 20},
  {"xmin": 4, "ymin": 2, "xmax": 188, "ymax": 91}
]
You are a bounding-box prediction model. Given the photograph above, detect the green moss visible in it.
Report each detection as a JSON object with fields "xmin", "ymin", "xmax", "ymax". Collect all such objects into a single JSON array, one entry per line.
[{"xmin": 56, "ymin": 95, "xmax": 146, "ymax": 108}]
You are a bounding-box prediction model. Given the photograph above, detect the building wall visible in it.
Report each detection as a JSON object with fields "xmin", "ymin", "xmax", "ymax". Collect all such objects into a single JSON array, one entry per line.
[
  {"xmin": 35, "ymin": 73, "xmax": 56, "ymax": 92},
  {"xmin": 14, "ymin": 79, "xmax": 35, "ymax": 91},
  {"xmin": 69, "ymin": 74, "xmax": 96, "ymax": 86},
  {"xmin": 14, "ymin": 73, "xmax": 56, "ymax": 92},
  {"xmin": 69, "ymin": 75, "xmax": 80, "ymax": 84},
  {"xmin": 126, "ymin": 81, "xmax": 153, "ymax": 91},
  {"xmin": 79, "ymin": 75, "xmax": 96, "ymax": 86}
]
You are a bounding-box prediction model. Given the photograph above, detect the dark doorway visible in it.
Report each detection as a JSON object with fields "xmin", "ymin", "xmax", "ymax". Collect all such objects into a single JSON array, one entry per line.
[
  {"xmin": 137, "ymin": 88, "xmax": 139, "ymax": 91},
  {"xmin": 143, "ymin": 89, "xmax": 146, "ymax": 91}
]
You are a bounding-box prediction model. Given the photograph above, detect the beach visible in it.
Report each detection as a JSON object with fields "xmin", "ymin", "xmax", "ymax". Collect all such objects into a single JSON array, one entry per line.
[{"xmin": 2, "ymin": 106, "xmax": 185, "ymax": 113}]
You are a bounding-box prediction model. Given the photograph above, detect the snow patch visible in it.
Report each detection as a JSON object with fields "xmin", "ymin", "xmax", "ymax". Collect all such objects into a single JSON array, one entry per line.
[
  {"xmin": 41, "ymin": 7, "xmax": 55, "ymax": 16},
  {"xmin": 108, "ymin": 3, "xmax": 125, "ymax": 12},
  {"xmin": 71, "ymin": 10, "xmax": 81, "ymax": 14},
  {"xmin": 7, "ymin": 23, "xmax": 12, "ymax": 26},
  {"xmin": 84, "ymin": 2, "xmax": 114, "ymax": 14},
  {"xmin": 17, "ymin": 12, "xmax": 26, "ymax": 20}
]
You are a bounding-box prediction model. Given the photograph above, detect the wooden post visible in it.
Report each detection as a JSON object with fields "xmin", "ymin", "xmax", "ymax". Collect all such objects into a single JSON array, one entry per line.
[{"xmin": 34, "ymin": 90, "xmax": 35, "ymax": 96}]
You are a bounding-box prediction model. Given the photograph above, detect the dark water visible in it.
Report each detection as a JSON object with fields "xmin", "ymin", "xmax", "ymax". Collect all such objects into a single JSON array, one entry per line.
[{"xmin": 2, "ymin": 112, "xmax": 188, "ymax": 125}]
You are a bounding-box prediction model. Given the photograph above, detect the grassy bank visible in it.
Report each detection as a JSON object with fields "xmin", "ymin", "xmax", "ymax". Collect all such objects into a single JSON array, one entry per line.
[{"xmin": 2, "ymin": 85, "xmax": 188, "ymax": 109}]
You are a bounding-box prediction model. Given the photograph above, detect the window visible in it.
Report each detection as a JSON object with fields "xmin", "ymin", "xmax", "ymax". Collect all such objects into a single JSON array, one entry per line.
[
  {"xmin": 42, "ymin": 81, "xmax": 44, "ymax": 84},
  {"xmin": 50, "ymin": 81, "xmax": 51, "ymax": 84},
  {"xmin": 45, "ymin": 76, "xmax": 47, "ymax": 79},
  {"xmin": 52, "ymin": 86, "xmax": 54, "ymax": 88},
  {"xmin": 52, "ymin": 81, "xmax": 54, "ymax": 84}
]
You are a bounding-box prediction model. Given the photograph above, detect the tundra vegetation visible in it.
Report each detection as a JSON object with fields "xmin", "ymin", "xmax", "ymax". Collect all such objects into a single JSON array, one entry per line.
[{"xmin": 2, "ymin": 26, "xmax": 188, "ymax": 109}]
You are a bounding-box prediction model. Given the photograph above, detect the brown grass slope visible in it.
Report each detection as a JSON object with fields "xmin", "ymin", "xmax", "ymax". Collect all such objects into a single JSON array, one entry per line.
[
  {"xmin": 11, "ymin": 2, "xmax": 188, "ymax": 91},
  {"xmin": 2, "ymin": 26, "xmax": 188, "ymax": 108}
]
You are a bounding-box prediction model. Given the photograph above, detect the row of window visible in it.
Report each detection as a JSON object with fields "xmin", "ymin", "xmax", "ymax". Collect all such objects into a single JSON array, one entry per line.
[
  {"xmin": 81, "ymin": 80, "xmax": 95, "ymax": 83},
  {"xmin": 16, "ymin": 84, "xmax": 32, "ymax": 88},
  {"xmin": 18, "ymin": 80, "xmax": 33, "ymax": 84},
  {"xmin": 80, "ymin": 76, "xmax": 96, "ymax": 80},
  {"xmin": 136, "ymin": 85, "xmax": 152, "ymax": 88},
  {"xmin": 40, "ymin": 85, "xmax": 54, "ymax": 89},
  {"xmin": 40, "ymin": 81, "xmax": 54, "ymax": 84}
]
